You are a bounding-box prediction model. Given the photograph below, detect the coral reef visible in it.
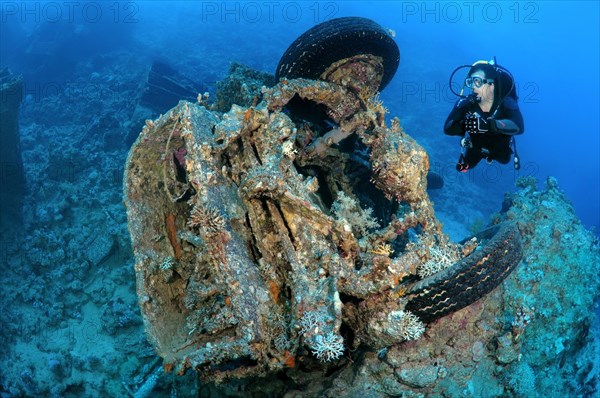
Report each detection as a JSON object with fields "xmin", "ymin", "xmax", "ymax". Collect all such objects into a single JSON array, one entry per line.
[
  {"xmin": 0, "ymin": 67, "xmax": 25, "ymax": 235},
  {"xmin": 0, "ymin": 53, "xmax": 158, "ymax": 398}
]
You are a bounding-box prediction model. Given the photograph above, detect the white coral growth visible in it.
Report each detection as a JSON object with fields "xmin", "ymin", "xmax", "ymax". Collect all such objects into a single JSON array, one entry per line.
[
  {"xmin": 417, "ymin": 244, "xmax": 461, "ymax": 278},
  {"xmin": 187, "ymin": 203, "xmax": 226, "ymax": 232},
  {"xmin": 299, "ymin": 311, "xmax": 319, "ymax": 335},
  {"xmin": 390, "ymin": 310, "xmax": 425, "ymax": 341},
  {"xmin": 331, "ymin": 191, "xmax": 380, "ymax": 237},
  {"xmin": 311, "ymin": 332, "xmax": 344, "ymax": 362},
  {"xmin": 282, "ymin": 140, "xmax": 298, "ymax": 158}
]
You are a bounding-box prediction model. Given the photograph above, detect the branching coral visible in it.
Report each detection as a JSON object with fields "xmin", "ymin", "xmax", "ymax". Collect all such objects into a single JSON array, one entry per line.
[
  {"xmin": 299, "ymin": 310, "xmax": 326, "ymax": 335},
  {"xmin": 417, "ymin": 244, "xmax": 462, "ymax": 278},
  {"xmin": 369, "ymin": 243, "xmax": 394, "ymax": 256},
  {"xmin": 311, "ymin": 332, "xmax": 345, "ymax": 362},
  {"xmin": 186, "ymin": 203, "xmax": 226, "ymax": 232},
  {"xmin": 331, "ymin": 191, "xmax": 380, "ymax": 237},
  {"xmin": 394, "ymin": 310, "xmax": 426, "ymax": 341}
]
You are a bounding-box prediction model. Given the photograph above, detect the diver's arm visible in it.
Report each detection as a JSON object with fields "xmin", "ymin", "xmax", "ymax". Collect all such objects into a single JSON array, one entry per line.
[
  {"xmin": 444, "ymin": 98, "xmax": 471, "ymax": 136},
  {"xmin": 489, "ymin": 97, "xmax": 524, "ymax": 136}
]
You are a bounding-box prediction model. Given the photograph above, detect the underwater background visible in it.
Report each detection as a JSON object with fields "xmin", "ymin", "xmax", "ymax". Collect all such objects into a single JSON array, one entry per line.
[{"xmin": 0, "ymin": 1, "xmax": 598, "ymax": 397}]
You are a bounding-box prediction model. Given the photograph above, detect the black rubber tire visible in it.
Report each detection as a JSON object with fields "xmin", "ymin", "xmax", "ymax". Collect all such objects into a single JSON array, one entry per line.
[
  {"xmin": 405, "ymin": 222, "xmax": 523, "ymax": 323},
  {"xmin": 275, "ymin": 17, "xmax": 400, "ymax": 91}
]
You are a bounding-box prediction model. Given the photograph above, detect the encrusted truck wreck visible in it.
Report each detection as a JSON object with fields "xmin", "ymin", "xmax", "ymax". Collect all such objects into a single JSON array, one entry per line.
[{"xmin": 123, "ymin": 17, "xmax": 522, "ymax": 385}]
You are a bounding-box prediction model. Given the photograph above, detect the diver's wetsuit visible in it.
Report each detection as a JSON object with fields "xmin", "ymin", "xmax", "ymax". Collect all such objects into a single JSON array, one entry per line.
[{"xmin": 444, "ymin": 96, "xmax": 524, "ymax": 168}]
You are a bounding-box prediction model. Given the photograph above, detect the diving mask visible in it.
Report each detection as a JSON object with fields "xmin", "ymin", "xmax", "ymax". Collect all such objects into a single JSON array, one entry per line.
[{"xmin": 465, "ymin": 76, "xmax": 494, "ymax": 89}]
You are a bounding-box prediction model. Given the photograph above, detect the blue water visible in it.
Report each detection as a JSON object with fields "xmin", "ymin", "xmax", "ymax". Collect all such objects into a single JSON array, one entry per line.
[
  {"xmin": 2, "ymin": 2, "xmax": 598, "ymax": 231},
  {"xmin": 13, "ymin": 0, "xmax": 598, "ymax": 231},
  {"xmin": 1, "ymin": 1, "xmax": 598, "ymax": 397}
]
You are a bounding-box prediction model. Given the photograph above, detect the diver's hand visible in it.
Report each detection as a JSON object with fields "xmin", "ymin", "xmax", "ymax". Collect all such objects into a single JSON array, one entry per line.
[
  {"xmin": 463, "ymin": 113, "xmax": 497, "ymax": 134},
  {"xmin": 456, "ymin": 93, "xmax": 478, "ymax": 110},
  {"xmin": 463, "ymin": 112, "xmax": 481, "ymax": 134},
  {"xmin": 466, "ymin": 93, "xmax": 480, "ymax": 105}
]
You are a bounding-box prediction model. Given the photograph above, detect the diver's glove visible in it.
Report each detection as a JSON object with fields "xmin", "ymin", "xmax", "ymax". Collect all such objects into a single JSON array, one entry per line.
[
  {"xmin": 463, "ymin": 112, "xmax": 498, "ymax": 134},
  {"xmin": 466, "ymin": 93, "xmax": 480, "ymax": 105},
  {"xmin": 456, "ymin": 93, "xmax": 479, "ymax": 110}
]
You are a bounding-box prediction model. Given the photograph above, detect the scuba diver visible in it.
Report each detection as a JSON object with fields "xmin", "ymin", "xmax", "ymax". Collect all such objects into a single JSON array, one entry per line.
[{"xmin": 444, "ymin": 59, "xmax": 524, "ymax": 172}]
